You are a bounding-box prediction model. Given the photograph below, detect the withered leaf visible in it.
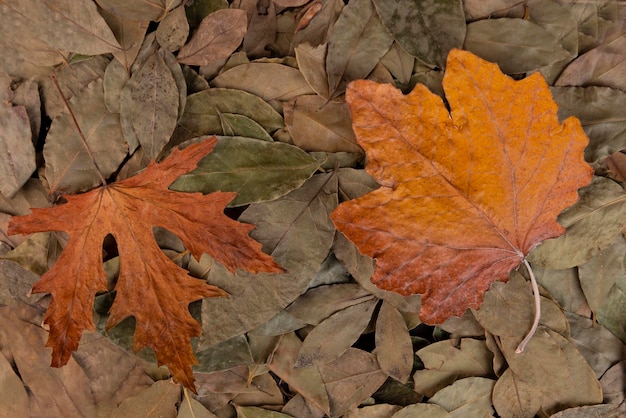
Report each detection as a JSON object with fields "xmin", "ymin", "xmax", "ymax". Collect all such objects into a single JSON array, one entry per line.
[
  {"xmin": 177, "ymin": 9, "xmax": 248, "ymax": 66},
  {"xmin": 9, "ymin": 139, "xmax": 282, "ymax": 391},
  {"xmin": 331, "ymin": 49, "xmax": 593, "ymax": 324}
]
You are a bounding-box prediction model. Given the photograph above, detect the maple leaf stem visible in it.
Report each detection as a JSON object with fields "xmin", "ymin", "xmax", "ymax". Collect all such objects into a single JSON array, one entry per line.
[
  {"xmin": 515, "ymin": 258, "xmax": 541, "ymax": 353},
  {"xmin": 50, "ymin": 74, "xmax": 108, "ymax": 188}
]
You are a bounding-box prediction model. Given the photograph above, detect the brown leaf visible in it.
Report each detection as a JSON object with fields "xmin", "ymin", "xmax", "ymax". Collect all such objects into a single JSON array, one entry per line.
[
  {"xmin": 330, "ymin": 49, "xmax": 593, "ymax": 324},
  {"xmin": 374, "ymin": 301, "xmax": 413, "ymax": 383},
  {"xmin": 8, "ymin": 138, "xmax": 282, "ymax": 391},
  {"xmin": 177, "ymin": 9, "xmax": 248, "ymax": 66}
]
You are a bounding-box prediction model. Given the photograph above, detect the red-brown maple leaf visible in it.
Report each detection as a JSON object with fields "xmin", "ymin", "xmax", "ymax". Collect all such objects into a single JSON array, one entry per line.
[
  {"xmin": 331, "ymin": 49, "xmax": 593, "ymax": 324},
  {"xmin": 8, "ymin": 137, "xmax": 282, "ymax": 391}
]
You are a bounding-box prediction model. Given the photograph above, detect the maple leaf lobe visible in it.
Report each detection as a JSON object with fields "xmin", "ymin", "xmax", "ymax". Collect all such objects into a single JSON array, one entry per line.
[
  {"xmin": 8, "ymin": 137, "xmax": 283, "ymax": 391},
  {"xmin": 331, "ymin": 49, "xmax": 593, "ymax": 324}
]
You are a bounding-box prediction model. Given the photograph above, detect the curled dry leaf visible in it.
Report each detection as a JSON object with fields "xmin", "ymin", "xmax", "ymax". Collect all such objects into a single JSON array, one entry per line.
[
  {"xmin": 8, "ymin": 138, "xmax": 283, "ymax": 391},
  {"xmin": 331, "ymin": 49, "xmax": 593, "ymax": 324}
]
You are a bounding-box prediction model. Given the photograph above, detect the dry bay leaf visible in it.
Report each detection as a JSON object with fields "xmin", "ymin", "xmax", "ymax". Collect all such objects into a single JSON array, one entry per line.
[{"xmin": 177, "ymin": 9, "xmax": 247, "ymax": 66}]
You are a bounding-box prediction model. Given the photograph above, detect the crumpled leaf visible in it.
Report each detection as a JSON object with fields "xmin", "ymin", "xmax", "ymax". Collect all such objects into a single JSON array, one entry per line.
[
  {"xmin": 171, "ymin": 136, "xmax": 320, "ymax": 206},
  {"xmin": 177, "ymin": 9, "xmax": 247, "ymax": 66},
  {"xmin": 267, "ymin": 332, "xmax": 331, "ymax": 414},
  {"xmin": 500, "ymin": 328, "xmax": 603, "ymax": 415},
  {"xmin": 331, "ymin": 49, "xmax": 593, "ymax": 324},
  {"xmin": 372, "ymin": 0, "xmax": 466, "ymax": 68},
  {"xmin": 9, "ymin": 138, "xmax": 282, "ymax": 391}
]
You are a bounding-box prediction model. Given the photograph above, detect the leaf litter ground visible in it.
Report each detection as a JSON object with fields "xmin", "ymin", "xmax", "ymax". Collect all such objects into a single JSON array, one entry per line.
[{"xmin": 0, "ymin": 0, "xmax": 625, "ymax": 417}]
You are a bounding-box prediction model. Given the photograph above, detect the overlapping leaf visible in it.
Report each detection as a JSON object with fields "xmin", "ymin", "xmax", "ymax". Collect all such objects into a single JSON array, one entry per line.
[
  {"xmin": 331, "ymin": 49, "xmax": 593, "ymax": 324},
  {"xmin": 8, "ymin": 138, "xmax": 282, "ymax": 391}
]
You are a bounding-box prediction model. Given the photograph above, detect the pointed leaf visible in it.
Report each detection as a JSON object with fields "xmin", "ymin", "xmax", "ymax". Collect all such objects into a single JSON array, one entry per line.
[
  {"xmin": 179, "ymin": 88, "xmax": 284, "ymax": 136},
  {"xmin": 111, "ymin": 380, "xmax": 180, "ymax": 418},
  {"xmin": 331, "ymin": 49, "xmax": 593, "ymax": 324},
  {"xmin": 99, "ymin": 8, "xmax": 149, "ymax": 71},
  {"xmin": 171, "ymin": 136, "xmax": 319, "ymax": 206},
  {"xmin": 177, "ymin": 9, "xmax": 247, "ymax": 66},
  {"xmin": 295, "ymin": 299, "xmax": 377, "ymax": 367},
  {"xmin": 129, "ymin": 50, "xmax": 179, "ymax": 159},
  {"xmin": 428, "ymin": 377, "xmax": 495, "ymax": 417},
  {"xmin": 375, "ymin": 301, "xmax": 413, "ymax": 383},
  {"xmin": 318, "ymin": 348, "xmax": 388, "ymax": 417}
]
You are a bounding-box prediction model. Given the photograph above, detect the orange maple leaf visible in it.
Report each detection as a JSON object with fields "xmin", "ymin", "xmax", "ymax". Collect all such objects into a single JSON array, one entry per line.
[
  {"xmin": 8, "ymin": 138, "xmax": 282, "ymax": 391},
  {"xmin": 331, "ymin": 49, "xmax": 593, "ymax": 324}
]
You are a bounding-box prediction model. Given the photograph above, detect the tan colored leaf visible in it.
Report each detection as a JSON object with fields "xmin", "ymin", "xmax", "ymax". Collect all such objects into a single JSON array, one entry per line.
[
  {"xmin": 1, "ymin": 0, "xmax": 121, "ymax": 55},
  {"xmin": 129, "ymin": 50, "xmax": 179, "ymax": 159},
  {"xmin": 318, "ymin": 348, "xmax": 388, "ymax": 417},
  {"xmin": 0, "ymin": 84, "xmax": 35, "ymax": 198},
  {"xmin": 492, "ymin": 368, "xmax": 542, "ymax": 418},
  {"xmin": 295, "ymin": 42, "xmax": 330, "ymax": 99},
  {"xmin": 95, "ymin": 0, "xmax": 182, "ymax": 21},
  {"xmin": 414, "ymin": 339, "xmax": 493, "ymax": 397},
  {"xmin": 212, "ymin": 62, "xmax": 315, "ymax": 103},
  {"xmin": 98, "ymin": 8, "xmax": 149, "ymax": 71},
  {"xmin": 284, "ymin": 95, "xmax": 361, "ymax": 153},
  {"xmin": 43, "ymin": 79, "xmax": 128, "ymax": 195},
  {"xmin": 156, "ymin": 6, "xmax": 189, "ymax": 52},
  {"xmin": 267, "ymin": 333, "xmax": 331, "ymax": 414},
  {"xmin": 295, "ymin": 298, "xmax": 377, "ymax": 367},
  {"xmin": 177, "ymin": 9, "xmax": 247, "ymax": 66},
  {"xmin": 110, "ymin": 380, "xmax": 180, "ymax": 418},
  {"xmin": 428, "ymin": 377, "xmax": 495, "ymax": 417},
  {"xmin": 375, "ymin": 301, "xmax": 413, "ymax": 383}
]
